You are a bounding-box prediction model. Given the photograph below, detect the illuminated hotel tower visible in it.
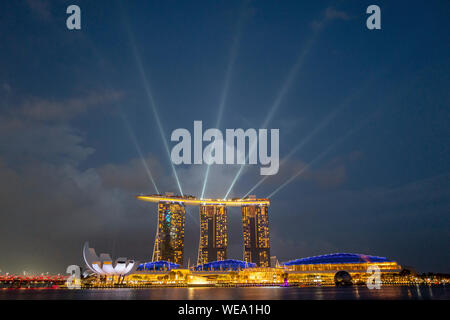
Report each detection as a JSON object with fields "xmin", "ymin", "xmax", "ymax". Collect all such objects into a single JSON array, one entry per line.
[
  {"xmin": 241, "ymin": 204, "xmax": 270, "ymax": 267},
  {"xmin": 197, "ymin": 205, "xmax": 227, "ymax": 265},
  {"xmin": 152, "ymin": 201, "xmax": 186, "ymax": 265}
]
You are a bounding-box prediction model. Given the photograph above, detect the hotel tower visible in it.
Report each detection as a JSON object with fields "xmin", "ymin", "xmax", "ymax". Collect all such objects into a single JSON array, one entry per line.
[
  {"xmin": 152, "ymin": 201, "xmax": 186, "ymax": 265},
  {"xmin": 197, "ymin": 205, "xmax": 228, "ymax": 265},
  {"xmin": 241, "ymin": 203, "xmax": 270, "ymax": 267}
]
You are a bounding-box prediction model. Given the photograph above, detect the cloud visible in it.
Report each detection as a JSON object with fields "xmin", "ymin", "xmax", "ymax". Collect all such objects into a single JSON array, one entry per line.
[
  {"xmin": 307, "ymin": 151, "xmax": 361, "ymax": 189},
  {"xmin": 98, "ymin": 155, "xmax": 164, "ymax": 193},
  {"xmin": 0, "ymin": 90, "xmax": 143, "ymax": 273},
  {"xmin": 0, "ymin": 92, "xmax": 154, "ymax": 273},
  {"xmin": 0, "ymin": 90, "xmax": 220, "ymax": 273},
  {"xmin": 254, "ymin": 151, "xmax": 358, "ymax": 195},
  {"xmin": 0, "ymin": 144, "xmax": 243, "ymax": 273},
  {"xmin": 0, "ymin": 158, "xmax": 149, "ymax": 273},
  {"xmin": 0, "ymin": 89, "xmax": 123, "ymax": 167},
  {"xmin": 0, "ymin": 117, "xmax": 94, "ymax": 167},
  {"xmin": 268, "ymin": 171, "xmax": 450, "ymax": 273},
  {"xmin": 18, "ymin": 91, "xmax": 123, "ymax": 122}
]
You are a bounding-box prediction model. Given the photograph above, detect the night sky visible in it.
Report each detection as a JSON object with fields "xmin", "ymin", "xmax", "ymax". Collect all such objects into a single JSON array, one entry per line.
[{"xmin": 0, "ymin": 0, "xmax": 449, "ymax": 274}]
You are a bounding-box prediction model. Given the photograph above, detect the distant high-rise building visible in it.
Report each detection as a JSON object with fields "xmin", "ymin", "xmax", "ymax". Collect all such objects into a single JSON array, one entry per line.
[
  {"xmin": 152, "ymin": 201, "xmax": 186, "ymax": 265},
  {"xmin": 241, "ymin": 204, "xmax": 270, "ymax": 267},
  {"xmin": 197, "ymin": 205, "xmax": 227, "ymax": 265},
  {"xmin": 270, "ymin": 256, "xmax": 278, "ymax": 268}
]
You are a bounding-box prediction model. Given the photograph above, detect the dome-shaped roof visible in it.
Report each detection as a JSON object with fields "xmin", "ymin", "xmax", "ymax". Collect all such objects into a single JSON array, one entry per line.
[
  {"xmin": 282, "ymin": 253, "xmax": 392, "ymax": 266},
  {"xmin": 195, "ymin": 259, "xmax": 256, "ymax": 271},
  {"xmin": 137, "ymin": 261, "xmax": 180, "ymax": 271}
]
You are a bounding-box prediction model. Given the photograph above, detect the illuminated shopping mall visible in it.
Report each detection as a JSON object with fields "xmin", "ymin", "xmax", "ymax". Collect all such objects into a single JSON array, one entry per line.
[{"xmin": 77, "ymin": 193, "xmax": 427, "ymax": 287}]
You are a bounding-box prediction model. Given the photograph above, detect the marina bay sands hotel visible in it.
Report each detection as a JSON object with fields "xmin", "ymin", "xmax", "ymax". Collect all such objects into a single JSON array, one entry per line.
[{"xmin": 137, "ymin": 194, "xmax": 271, "ymax": 267}]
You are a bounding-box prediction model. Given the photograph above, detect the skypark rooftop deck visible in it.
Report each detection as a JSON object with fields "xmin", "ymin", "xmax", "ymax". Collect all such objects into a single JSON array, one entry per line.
[{"xmin": 136, "ymin": 194, "xmax": 270, "ymax": 207}]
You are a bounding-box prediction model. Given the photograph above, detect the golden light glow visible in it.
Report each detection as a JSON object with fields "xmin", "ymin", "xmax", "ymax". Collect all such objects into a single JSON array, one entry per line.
[
  {"xmin": 137, "ymin": 195, "xmax": 270, "ymax": 207},
  {"xmin": 152, "ymin": 202, "xmax": 186, "ymax": 265},
  {"xmin": 79, "ymin": 260, "xmax": 422, "ymax": 288},
  {"xmin": 242, "ymin": 205, "xmax": 270, "ymax": 267},
  {"xmin": 198, "ymin": 205, "xmax": 227, "ymax": 265}
]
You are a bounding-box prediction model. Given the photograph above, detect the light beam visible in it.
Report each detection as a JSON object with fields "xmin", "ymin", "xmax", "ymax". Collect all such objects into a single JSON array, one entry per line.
[
  {"xmin": 268, "ymin": 111, "xmax": 378, "ymax": 198},
  {"xmin": 128, "ymin": 31, "xmax": 184, "ymax": 196},
  {"xmin": 244, "ymin": 95, "xmax": 349, "ymax": 197},
  {"xmin": 121, "ymin": 114, "xmax": 159, "ymax": 194},
  {"xmin": 243, "ymin": 70, "xmax": 382, "ymax": 198},
  {"xmin": 201, "ymin": 2, "xmax": 247, "ymax": 199},
  {"xmin": 224, "ymin": 22, "xmax": 323, "ymax": 199}
]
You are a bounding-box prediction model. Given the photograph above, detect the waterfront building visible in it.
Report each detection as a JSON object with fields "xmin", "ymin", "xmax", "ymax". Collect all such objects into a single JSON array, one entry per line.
[
  {"xmin": 197, "ymin": 205, "xmax": 227, "ymax": 265},
  {"xmin": 195, "ymin": 259, "xmax": 256, "ymax": 271},
  {"xmin": 82, "ymin": 242, "xmax": 138, "ymax": 286},
  {"xmin": 80, "ymin": 242, "xmax": 422, "ymax": 287},
  {"xmin": 241, "ymin": 203, "xmax": 270, "ymax": 267},
  {"xmin": 137, "ymin": 261, "xmax": 180, "ymax": 271},
  {"xmin": 152, "ymin": 201, "xmax": 186, "ymax": 265},
  {"xmin": 270, "ymin": 256, "xmax": 278, "ymax": 267},
  {"xmin": 282, "ymin": 253, "xmax": 403, "ymax": 285}
]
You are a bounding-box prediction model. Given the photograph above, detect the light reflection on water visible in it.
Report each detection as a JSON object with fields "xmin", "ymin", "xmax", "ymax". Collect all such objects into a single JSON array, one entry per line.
[{"xmin": 0, "ymin": 286, "xmax": 448, "ymax": 300}]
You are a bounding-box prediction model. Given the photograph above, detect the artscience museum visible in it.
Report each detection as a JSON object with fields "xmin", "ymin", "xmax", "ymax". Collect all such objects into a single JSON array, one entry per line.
[{"xmin": 83, "ymin": 242, "xmax": 139, "ymax": 277}]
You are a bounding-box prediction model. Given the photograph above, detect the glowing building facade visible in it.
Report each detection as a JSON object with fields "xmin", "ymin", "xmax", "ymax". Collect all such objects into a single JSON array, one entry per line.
[
  {"xmin": 152, "ymin": 201, "xmax": 186, "ymax": 265},
  {"xmin": 138, "ymin": 194, "xmax": 270, "ymax": 268},
  {"xmin": 197, "ymin": 205, "xmax": 228, "ymax": 265},
  {"xmin": 242, "ymin": 204, "xmax": 270, "ymax": 267},
  {"xmin": 281, "ymin": 253, "xmax": 404, "ymax": 285}
]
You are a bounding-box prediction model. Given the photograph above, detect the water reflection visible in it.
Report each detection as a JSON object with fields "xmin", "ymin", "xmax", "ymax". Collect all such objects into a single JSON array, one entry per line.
[
  {"xmin": 415, "ymin": 284, "xmax": 422, "ymax": 299},
  {"xmin": 354, "ymin": 286, "xmax": 360, "ymax": 300},
  {"xmin": 0, "ymin": 285, "xmax": 448, "ymax": 300}
]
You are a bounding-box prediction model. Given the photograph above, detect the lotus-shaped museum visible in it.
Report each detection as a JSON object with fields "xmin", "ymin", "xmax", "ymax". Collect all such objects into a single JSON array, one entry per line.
[{"xmin": 82, "ymin": 242, "xmax": 139, "ymax": 276}]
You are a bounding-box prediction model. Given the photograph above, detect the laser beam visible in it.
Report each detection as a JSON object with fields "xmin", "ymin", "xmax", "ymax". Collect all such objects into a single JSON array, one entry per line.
[
  {"xmin": 268, "ymin": 132, "xmax": 348, "ymax": 198},
  {"xmin": 224, "ymin": 21, "xmax": 323, "ymax": 199},
  {"xmin": 224, "ymin": 43, "xmax": 311, "ymax": 198},
  {"xmin": 262, "ymin": 33, "xmax": 319, "ymax": 129},
  {"xmin": 121, "ymin": 113, "xmax": 159, "ymax": 194},
  {"xmin": 244, "ymin": 97, "xmax": 350, "ymax": 197},
  {"xmin": 268, "ymin": 111, "xmax": 378, "ymax": 198},
  {"xmin": 243, "ymin": 107, "xmax": 340, "ymax": 197},
  {"xmin": 128, "ymin": 31, "xmax": 184, "ymax": 196},
  {"xmin": 243, "ymin": 70, "xmax": 382, "ymax": 198},
  {"xmin": 201, "ymin": 2, "xmax": 247, "ymax": 199}
]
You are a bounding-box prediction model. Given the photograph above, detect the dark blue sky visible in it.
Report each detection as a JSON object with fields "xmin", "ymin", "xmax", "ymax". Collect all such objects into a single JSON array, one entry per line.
[{"xmin": 0, "ymin": 0, "xmax": 449, "ymax": 274}]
